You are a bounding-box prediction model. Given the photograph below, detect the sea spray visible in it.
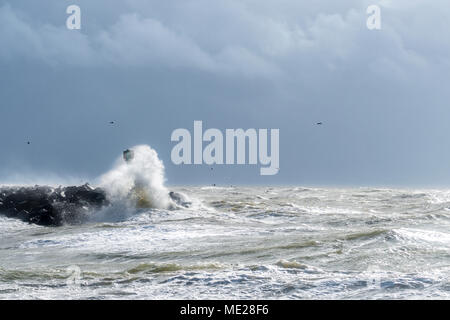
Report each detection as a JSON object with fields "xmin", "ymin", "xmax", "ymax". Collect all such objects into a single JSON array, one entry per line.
[{"xmin": 99, "ymin": 145, "xmax": 171, "ymax": 209}]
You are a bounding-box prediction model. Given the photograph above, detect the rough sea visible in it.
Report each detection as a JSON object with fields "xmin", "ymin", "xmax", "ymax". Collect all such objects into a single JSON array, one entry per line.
[{"xmin": 1, "ymin": 185, "xmax": 450, "ymax": 299}]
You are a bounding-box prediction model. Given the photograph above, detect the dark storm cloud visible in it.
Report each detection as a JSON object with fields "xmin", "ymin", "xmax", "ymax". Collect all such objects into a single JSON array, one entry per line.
[{"xmin": 1, "ymin": 0, "xmax": 450, "ymax": 186}]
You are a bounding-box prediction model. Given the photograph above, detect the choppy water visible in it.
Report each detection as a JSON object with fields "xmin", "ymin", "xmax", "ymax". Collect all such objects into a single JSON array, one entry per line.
[{"xmin": 1, "ymin": 186, "xmax": 450, "ymax": 299}]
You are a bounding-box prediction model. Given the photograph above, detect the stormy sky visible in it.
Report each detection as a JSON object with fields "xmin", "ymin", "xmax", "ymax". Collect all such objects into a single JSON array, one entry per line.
[{"xmin": 1, "ymin": 0, "xmax": 450, "ymax": 187}]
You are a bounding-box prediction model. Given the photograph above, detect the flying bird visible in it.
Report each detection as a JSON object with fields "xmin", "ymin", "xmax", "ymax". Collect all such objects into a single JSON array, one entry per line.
[{"xmin": 316, "ymin": 122, "xmax": 323, "ymax": 125}]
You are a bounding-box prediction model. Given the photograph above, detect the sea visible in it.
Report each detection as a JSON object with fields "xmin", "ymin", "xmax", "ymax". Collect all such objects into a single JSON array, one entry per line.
[
  {"xmin": 1, "ymin": 145, "xmax": 450, "ymax": 299},
  {"xmin": 1, "ymin": 185, "xmax": 450, "ymax": 299}
]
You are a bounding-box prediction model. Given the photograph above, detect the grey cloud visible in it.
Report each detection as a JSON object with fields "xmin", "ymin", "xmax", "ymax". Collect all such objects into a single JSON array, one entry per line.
[
  {"xmin": 1, "ymin": 0, "xmax": 450, "ymax": 186},
  {"xmin": 0, "ymin": 3, "xmax": 280, "ymax": 76},
  {"xmin": 1, "ymin": 0, "xmax": 449, "ymax": 79},
  {"xmin": 0, "ymin": 4, "xmax": 93, "ymax": 65}
]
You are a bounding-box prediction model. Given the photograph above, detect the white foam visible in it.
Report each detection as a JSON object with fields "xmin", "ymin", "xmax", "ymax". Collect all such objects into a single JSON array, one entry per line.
[{"xmin": 98, "ymin": 145, "xmax": 171, "ymax": 209}]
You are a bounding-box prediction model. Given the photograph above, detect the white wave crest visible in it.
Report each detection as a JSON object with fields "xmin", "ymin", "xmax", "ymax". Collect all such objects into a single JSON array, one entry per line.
[{"xmin": 99, "ymin": 145, "xmax": 171, "ymax": 209}]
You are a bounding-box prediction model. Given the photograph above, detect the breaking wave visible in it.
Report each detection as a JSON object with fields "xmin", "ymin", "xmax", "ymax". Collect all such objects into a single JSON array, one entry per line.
[
  {"xmin": 99, "ymin": 145, "xmax": 172, "ymax": 209},
  {"xmin": 0, "ymin": 145, "xmax": 191, "ymax": 226}
]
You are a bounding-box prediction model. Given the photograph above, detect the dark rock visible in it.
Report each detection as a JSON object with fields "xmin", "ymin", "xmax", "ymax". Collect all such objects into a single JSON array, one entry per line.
[
  {"xmin": 169, "ymin": 191, "xmax": 192, "ymax": 208},
  {"xmin": 0, "ymin": 184, "xmax": 108, "ymax": 226}
]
